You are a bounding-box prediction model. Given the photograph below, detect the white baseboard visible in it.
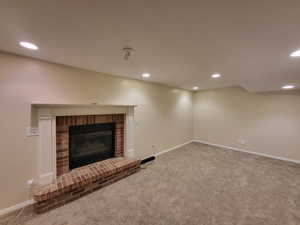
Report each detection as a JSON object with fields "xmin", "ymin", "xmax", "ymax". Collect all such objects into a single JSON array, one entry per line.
[
  {"xmin": 0, "ymin": 199, "xmax": 35, "ymax": 216},
  {"xmin": 193, "ymin": 139, "xmax": 300, "ymax": 165},
  {"xmin": 154, "ymin": 140, "xmax": 193, "ymax": 157},
  {"xmin": 3, "ymin": 139, "xmax": 297, "ymax": 217}
]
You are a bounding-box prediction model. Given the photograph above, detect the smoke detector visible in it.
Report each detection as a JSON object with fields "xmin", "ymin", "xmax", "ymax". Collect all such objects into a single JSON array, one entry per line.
[{"xmin": 122, "ymin": 47, "xmax": 134, "ymax": 60}]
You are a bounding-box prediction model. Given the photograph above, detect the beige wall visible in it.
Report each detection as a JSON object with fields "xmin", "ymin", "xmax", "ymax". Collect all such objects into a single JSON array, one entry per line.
[
  {"xmin": 2, "ymin": 51, "xmax": 300, "ymax": 211},
  {"xmin": 193, "ymin": 87, "xmax": 300, "ymax": 161},
  {"xmin": 0, "ymin": 52, "xmax": 193, "ymax": 209}
]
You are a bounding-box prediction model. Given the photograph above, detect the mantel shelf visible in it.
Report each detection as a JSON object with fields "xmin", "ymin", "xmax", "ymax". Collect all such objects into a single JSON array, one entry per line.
[{"xmin": 32, "ymin": 102, "xmax": 138, "ymax": 108}]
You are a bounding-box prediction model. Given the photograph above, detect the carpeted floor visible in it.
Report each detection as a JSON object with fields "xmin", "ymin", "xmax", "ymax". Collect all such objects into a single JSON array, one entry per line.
[{"xmin": 2, "ymin": 143, "xmax": 300, "ymax": 225}]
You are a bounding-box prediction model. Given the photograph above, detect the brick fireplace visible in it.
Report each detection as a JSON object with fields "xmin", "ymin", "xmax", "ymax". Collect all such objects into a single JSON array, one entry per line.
[
  {"xmin": 33, "ymin": 105, "xmax": 139, "ymax": 213},
  {"xmin": 35, "ymin": 104, "xmax": 136, "ymax": 186},
  {"xmin": 56, "ymin": 114, "xmax": 125, "ymax": 176}
]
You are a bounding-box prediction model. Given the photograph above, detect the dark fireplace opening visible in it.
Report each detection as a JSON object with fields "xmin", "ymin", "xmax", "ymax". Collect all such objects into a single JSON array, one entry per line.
[{"xmin": 69, "ymin": 123, "xmax": 115, "ymax": 170}]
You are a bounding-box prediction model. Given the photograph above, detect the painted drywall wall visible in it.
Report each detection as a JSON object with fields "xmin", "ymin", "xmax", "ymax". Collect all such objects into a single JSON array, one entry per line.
[
  {"xmin": 193, "ymin": 87, "xmax": 300, "ymax": 161},
  {"xmin": 2, "ymin": 51, "xmax": 300, "ymax": 212},
  {"xmin": 0, "ymin": 52, "xmax": 193, "ymax": 209}
]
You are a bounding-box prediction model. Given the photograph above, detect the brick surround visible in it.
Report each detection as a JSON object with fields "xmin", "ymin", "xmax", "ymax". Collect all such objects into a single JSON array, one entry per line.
[{"xmin": 56, "ymin": 114, "xmax": 125, "ymax": 176}]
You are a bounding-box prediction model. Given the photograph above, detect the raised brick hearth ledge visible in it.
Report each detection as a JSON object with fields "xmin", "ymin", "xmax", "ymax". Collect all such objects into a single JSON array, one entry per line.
[{"xmin": 33, "ymin": 158, "xmax": 141, "ymax": 213}]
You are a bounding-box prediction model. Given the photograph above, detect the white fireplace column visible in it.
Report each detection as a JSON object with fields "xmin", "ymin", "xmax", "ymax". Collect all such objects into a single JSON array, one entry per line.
[
  {"xmin": 38, "ymin": 114, "xmax": 56, "ymax": 185},
  {"xmin": 125, "ymin": 106, "xmax": 135, "ymax": 158}
]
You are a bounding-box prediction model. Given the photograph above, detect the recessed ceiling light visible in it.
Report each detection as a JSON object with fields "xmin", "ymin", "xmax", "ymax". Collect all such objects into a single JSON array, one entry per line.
[
  {"xmin": 282, "ymin": 85, "xmax": 295, "ymax": 89},
  {"xmin": 211, "ymin": 73, "xmax": 221, "ymax": 78},
  {"xmin": 142, "ymin": 73, "xmax": 150, "ymax": 78},
  {"xmin": 19, "ymin": 41, "xmax": 38, "ymax": 50},
  {"xmin": 193, "ymin": 86, "xmax": 199, "ymax": 90},
  {"xmin": 290, "ymin": 49, "xmax": 300, "ymax": 57}
]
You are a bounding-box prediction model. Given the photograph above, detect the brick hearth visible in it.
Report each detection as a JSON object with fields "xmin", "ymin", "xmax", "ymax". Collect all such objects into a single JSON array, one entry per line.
[
  {"xmin": 56, "ymin": 114, "xmax": 125, "ymax": 176},
  {"xmin": 33, "ymin": 157, "xmax": 141, "ymax": 213}
]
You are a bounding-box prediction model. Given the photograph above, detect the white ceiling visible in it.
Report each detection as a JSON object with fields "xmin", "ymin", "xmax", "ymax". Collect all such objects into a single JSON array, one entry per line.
[{"xmin": 1, "ymin": 0, "xmax": 300, "ymax": 92}]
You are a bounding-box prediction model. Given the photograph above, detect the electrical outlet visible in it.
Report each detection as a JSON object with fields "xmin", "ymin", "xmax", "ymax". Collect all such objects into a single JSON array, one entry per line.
[{"xmin": 27, "ymin": 179, "xmax": 34, "ymax": 188}]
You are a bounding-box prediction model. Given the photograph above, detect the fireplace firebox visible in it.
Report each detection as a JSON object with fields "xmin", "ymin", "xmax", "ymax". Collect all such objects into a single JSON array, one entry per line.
[
  {"xmin": 56, "ymin": 114, "xmax": 125, "ymax": 176},
  {"xmin": 69, "ymin": 123, "xmax": 115, "ymax": 170}
]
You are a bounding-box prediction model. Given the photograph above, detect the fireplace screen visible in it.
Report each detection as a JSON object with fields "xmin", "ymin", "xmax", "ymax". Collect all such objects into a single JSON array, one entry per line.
[{"xmin": 69, "ymin": 123, "xmax": 115, "ymax": 170}]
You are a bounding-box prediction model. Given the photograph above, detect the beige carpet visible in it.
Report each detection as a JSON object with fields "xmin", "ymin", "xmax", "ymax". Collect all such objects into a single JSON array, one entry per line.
[{"xmin": 2, "ymin": 143, "xmax": 300, "ymax": 225}]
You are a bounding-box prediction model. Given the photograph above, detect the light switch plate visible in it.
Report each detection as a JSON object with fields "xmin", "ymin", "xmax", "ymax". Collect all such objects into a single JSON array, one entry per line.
[{"xmin": 26, "ymin": 127, "xmax": 39, "ymax": 136}]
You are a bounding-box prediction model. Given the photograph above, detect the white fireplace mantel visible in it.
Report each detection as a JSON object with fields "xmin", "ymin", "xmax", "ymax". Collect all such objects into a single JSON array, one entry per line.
[{"xmin": 34, "ymin": 103, "xmax": 137, "ymax": 185}]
